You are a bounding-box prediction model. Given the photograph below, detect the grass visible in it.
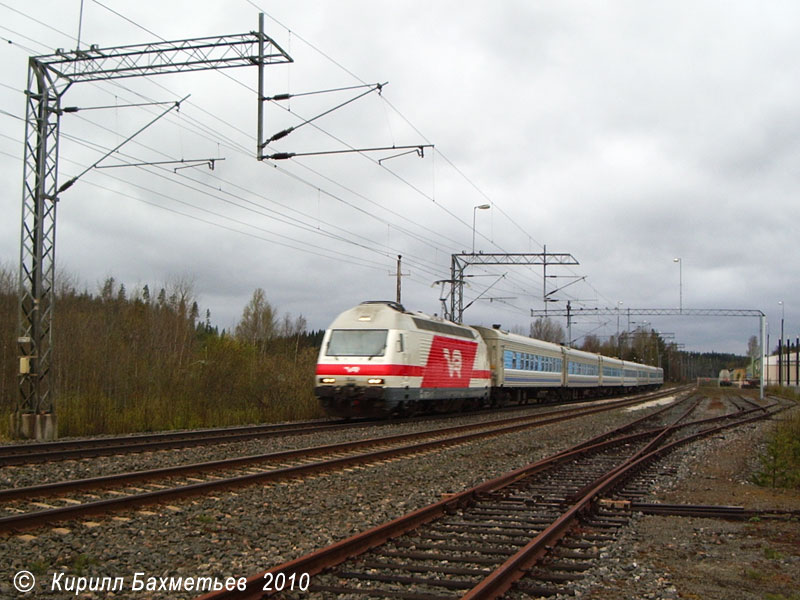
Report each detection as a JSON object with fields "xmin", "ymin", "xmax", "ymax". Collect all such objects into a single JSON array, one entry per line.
[
  {"xmin": 744, "ymin": 568, "xmax": 766, "ymax": 581},
  {"xmin": 68, "ymin": 553, "xmax": 99, "ymax": 575},
  {"xmin": 193, "ymin": 513, "xmax": 215, "ymax": 524},
  {"xmin": 764, "ymin": 547, "xmax": 786, "ymax": 560},
  {"xmin": 765, "ymin": 385, "xmax": 800, "ymax": 403},
  {"xmin": 28, "ymin": 560, "xmax": 49, "ymax": 576},
  {"xmin": 752, "ymin": 405, "xmax": 800, "ymax": 489},
  {"xmin": 55, "ymin": 389, "xmax": 323, "ymax": 437}
]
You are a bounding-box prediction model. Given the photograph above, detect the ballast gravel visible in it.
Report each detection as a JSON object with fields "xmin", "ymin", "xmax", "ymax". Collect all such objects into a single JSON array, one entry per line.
[
  {"xmin": 0, "ymin": 403, "xmax": 598, "ymax": 489},
  {"xmin": 3, "ymin": 392, "xmax": 780, "ymax": 600},
  {"xmin": 577, "ymin": 402, "xmax": 800, "ymax": 600}
]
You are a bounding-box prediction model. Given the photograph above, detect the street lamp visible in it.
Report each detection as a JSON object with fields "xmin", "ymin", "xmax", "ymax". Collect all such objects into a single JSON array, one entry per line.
[
  {"xmin": 472, "ymin": 204, "xmax": 491, "ymax": 253},
  {"xmin": 779, "ymin": 300, "xmax": 785, "ymax": 385},
  {"xmin": 673, "ymin": 257, "xmax": 682, "ymax": 313}
]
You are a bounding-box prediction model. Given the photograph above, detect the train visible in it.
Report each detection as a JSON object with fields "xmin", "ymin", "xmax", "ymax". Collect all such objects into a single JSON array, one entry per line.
[{"xmin": 314, "ymin": 300, "xmax": 664, "ymax": 418}]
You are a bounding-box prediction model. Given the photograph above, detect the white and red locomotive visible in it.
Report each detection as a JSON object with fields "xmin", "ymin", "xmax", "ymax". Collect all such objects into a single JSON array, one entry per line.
[
  {"xmin": 315, "ymin": 301, "xmax": 490, "ymax": 417},
  {"xmin": 315, "ymin": 301, "xmax": 663, "ymax": 418}
]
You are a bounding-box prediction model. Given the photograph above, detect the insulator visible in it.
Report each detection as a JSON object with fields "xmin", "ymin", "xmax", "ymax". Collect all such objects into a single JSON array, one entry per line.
[{"xmin": 267, "ymin": 127, "xmax": 293, "ymax": 143}]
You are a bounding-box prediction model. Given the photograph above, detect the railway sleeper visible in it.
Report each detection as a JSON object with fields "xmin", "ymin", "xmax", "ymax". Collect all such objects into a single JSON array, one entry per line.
[
  {"xmin": 337, "ymin": 571, "xmax": 477, "ymax": 590},
  {"xmin": 420, "ymin": 531, "xmax": 533, "ymax": 546},
  {"xmin": 392, "ymin": 539, "xmax": 517, "ymax": 556},
  {"xmin": 556, "ymin": 539, "xmax": 599, "ymax": 550},
  {"xmin": 616, "ymin": 490, "xmax": 649, "ymax": 498},
  {"xmin": 510, "ymin": 582, "xmax": 562, "ymax": 597},
  {"xmin": 581, "ymin": 517, "xmax": 628, "ymax": 529},
  {"xmin": 360, "ymin": 560, "xmax": 492, "ymax": 577},
  {"xmin": 554, "ymin": 547, "xmax": 600, "ymax": 559},
  {"xmin": 544, "ymin": 560, "xmax": 595, "ymax": 572},
  {"xmin": 528, "ymin": 569, "xmax": 587, "ymax": 583},
  {"xmin": 376, "ymin": 549, "xmax": 501, "ymax": 566},
  {"xmin": 307, "ymin": 583, "xmax": 452, "ymax": 600},
  {"xmin": 429, "ymin": 521, "xmax": 543, "ymax": 534},
  {"xmin": 460, "ymin": 511, "xmax": 561, "ymax": 524}
]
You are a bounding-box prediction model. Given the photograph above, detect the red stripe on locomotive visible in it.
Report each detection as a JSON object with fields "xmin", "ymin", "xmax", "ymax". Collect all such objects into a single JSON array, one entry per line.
[
  {"xmin": 316, "ymin": 364, "xmax": 424, "ymax": 377},
  {"xmin": 421, "ymin": 335, "xmax": 480, "ymax": 388}
]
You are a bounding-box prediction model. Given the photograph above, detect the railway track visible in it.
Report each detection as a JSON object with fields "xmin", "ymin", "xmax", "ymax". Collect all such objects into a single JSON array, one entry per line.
[
  {"xmin": 0, "ymin": 388, "xmax": 688, "ymax": 533},
  {"xmin": 0, "ymin": 419, "xmax": 349, "ymax": 466},
  {"xmin": 192, "ymin": 393, "xmax": 780, "ymax": 600},
  {"xmin": 0, "ymin": 387, "xmax": 690, "ymax": 466}
]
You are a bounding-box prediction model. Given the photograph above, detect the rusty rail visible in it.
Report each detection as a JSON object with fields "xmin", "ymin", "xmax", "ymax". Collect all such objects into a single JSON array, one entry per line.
[{"xmin": 193, "ymin": 396, "xmax": 780, "ymax": 600}]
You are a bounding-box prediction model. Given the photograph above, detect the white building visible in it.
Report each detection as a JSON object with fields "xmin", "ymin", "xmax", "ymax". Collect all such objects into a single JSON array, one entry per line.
[{"xmin": 763, "ymin": 352, "xmax": 799, "ymax": 387}]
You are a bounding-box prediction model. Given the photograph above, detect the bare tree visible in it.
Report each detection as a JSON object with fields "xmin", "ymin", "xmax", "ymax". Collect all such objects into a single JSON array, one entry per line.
[
  {"xmin": 581, "ymin": 334, "xmax": 601, "ymax": 353},
  {"xmin": 166, "ymin": 274, "xmax": 196, "ymax": 316},
  {"xmin": 747, "ymin": 335, "xmax": 759, "ymax": 361},
  {"xmin": 0, "ymin": 261, "xmax": 14, "ymax": 295},
  {"xmin": 530, "ymin": 317, "xmax": 565, "ymax": 344},
  {"xmin": 236, "ymin": 288, "xmax": 277, "ymax": 351}
]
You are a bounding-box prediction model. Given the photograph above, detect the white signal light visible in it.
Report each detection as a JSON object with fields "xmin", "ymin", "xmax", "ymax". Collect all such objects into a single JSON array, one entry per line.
[
  {"xmin": 367, "ymin": 378, "xmax": 384, "ymax": 385},
  {"xmin": 320, "ymin": 377, "xmax": 336, "ymax": 384}
]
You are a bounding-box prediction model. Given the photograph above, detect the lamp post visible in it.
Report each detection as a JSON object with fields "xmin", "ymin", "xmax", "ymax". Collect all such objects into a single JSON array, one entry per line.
[
  {"xmin": 472, "ymin": 204, "xmax": 491, "ymax": 253},
  {"xmin": 779, "ymin": 300, "xmax": 784, "ymax": 386},
  {"xmin": 673, "ymin": 257, "xmax": 682, "ymax": 313}
]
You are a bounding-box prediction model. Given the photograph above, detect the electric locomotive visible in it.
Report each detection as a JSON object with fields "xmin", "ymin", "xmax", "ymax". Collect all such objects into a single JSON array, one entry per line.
[{"xmin": 315, "ymin": 301, "xmax": 491, "ymax": 417}]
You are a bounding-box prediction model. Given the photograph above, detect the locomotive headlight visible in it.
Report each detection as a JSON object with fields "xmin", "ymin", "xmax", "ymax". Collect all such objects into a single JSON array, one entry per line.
[
  {"xmin": 320, "ymin": 377, "xmax": 336, "ymax": 384},
  {"xmin": 367, "ymin": 378, "xmax": 384, "ymax": 385}
]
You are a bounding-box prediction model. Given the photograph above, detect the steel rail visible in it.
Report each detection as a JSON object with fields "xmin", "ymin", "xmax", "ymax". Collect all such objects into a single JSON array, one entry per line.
[
  {"xmin": 0, "ymin": 419, "xmax": 348, "ymax": 465},
  {"xmin": 460, "ymin": 406, "xmax": 783, "ymax": 599},
  {"xmin": 0, "ymin": 397, "xmax": 643, "ymax": 503},
  {"xmin": 565, "ymin": 389, "xmax": 766, "ymax": 455},
  {"xmin": 0, "ymin": 388, "xmax": 687, "ymax": 502},
  {"xmin": 193, "ymin": 396, "xmax": 779, "ymax": 600},
  {"xmin": 0, "ymin": 386, "xmax": 689, "ymax": 465},
  {"xmin": 190, "ymin": 394, "xmax": 703, "ymax": 600},
  {"xmin": 629, "ymin": 502, "xmax": 800, "ymax": 520},
  {"xmin": 0, "ymin": 389, "xmax": 685, "ymax": 532}
]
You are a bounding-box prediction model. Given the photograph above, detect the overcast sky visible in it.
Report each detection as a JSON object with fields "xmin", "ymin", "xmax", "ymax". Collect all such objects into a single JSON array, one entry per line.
[{"xmin": 1, "ymin": 1, "xmax": 798, "ymax": 355}]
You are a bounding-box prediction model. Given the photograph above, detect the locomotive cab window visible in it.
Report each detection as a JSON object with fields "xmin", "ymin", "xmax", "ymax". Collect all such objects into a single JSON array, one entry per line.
[{"xmin": 326, "ymin": 329, "xmax": 388, "ymax": 357}]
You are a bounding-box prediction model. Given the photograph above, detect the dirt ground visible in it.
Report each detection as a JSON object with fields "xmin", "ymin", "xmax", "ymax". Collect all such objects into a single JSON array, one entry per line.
[{"xmin": 586, "ymin": 398, "xmax": 800, "ymax": 600}]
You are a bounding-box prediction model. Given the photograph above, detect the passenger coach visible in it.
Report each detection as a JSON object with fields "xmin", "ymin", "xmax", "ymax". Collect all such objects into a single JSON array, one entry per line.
[{"xmin": 473, "ymin": 326, "xmax": 564, "ymax": 404}]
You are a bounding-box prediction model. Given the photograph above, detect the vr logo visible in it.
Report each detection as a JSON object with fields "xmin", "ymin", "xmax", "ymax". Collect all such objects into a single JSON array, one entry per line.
[
  {"xmin": 344, "ymin": 366, "xmax": 361, "ymax": 373},
  {"xmin": 442, "ymin": 348, "xmax": 463, "ymax": 378}
]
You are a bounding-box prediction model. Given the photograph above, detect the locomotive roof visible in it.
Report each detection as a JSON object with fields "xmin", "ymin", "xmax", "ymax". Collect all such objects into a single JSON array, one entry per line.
[{"xmin": 331, "ymin": 301, "xmax": 475, "ymax": 338}]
